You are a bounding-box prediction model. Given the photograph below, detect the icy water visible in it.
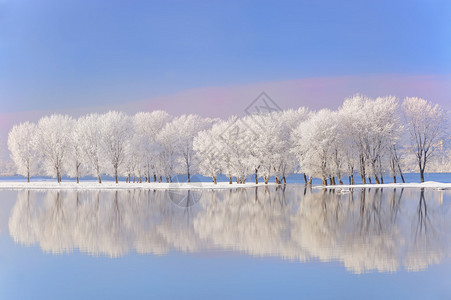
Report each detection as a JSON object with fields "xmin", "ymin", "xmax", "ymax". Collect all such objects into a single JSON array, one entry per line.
[{"xmin": 0, "ymin": 186, "xmax": 450, "ymax": 299}]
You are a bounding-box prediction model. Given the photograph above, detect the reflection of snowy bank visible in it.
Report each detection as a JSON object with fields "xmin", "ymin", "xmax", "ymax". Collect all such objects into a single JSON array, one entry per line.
[
  {"xmin": 0, "ymin": 181, "xmax": 265, "ymax": 190},
  {"xmin": 323, "ymin": 181, "xmax": 451, "ymax": 190},
  {"xmin": 8, "ymin": 187, "xmax": 451, "ymax": 274},
  {"xmin": 2, "ymin": 180, "xmax": 451, "ymax": 191}
]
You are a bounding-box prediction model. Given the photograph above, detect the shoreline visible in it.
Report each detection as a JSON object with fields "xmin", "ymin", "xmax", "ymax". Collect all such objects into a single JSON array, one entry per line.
[
  {"xmin": 0, "ymin": 180, "xmax": 450, "ymax": 190},
  {"xmin": 0, "ymin": 181, "xmax": 273, "ymax": 190},
  {"xmin": 317, "ymin": 181, "xmax": 451, "ymax": 190}
]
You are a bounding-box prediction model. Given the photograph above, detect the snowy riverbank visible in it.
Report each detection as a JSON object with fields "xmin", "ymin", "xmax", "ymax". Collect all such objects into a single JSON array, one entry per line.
[
  {"xmin": 320, "ymin": 181, "xmax": 451, "ymax": 190},
  {"xmin": 1, "ymin": 180, "xmax": 451, "ymax": 190},
  {"xmin": 0, "ymin": 181, "xmax": 272, "ymax": 190}
]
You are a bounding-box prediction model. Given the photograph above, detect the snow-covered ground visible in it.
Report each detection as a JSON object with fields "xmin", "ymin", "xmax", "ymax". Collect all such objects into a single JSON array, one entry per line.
[
  {"xmin": 0, "ymin": 180, "xmax": 451, "ymax": 190},
  {"xmin": 0, "ymin": 181, "xmax": 270, "ymax": 190},
  {"xmin": 321, "ymin": 181, "xmax": 451, "ymax": 191}
]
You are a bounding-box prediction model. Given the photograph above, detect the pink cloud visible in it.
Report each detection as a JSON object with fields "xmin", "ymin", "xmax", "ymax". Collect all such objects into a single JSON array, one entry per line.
[
  {"xmin": 118, "ymin": 74, "xmax": 451, "ymax": 118},
  {"xmin": 1, "ymin": 73, "xmax": 450, "ymax": 159}
]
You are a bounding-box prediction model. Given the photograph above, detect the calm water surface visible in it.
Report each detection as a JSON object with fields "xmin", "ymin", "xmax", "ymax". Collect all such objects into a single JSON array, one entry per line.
[{"xmin": 0, "ymin": 186, "xmax": 450, "ymax": 299}]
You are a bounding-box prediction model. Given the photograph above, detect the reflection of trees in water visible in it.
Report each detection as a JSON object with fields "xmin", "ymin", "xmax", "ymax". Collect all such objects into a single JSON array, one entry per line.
[
  {"xmin": 7, "ymin": 187, "xmax": 450, "ymax": 273},
  {"xmin": 403, "ymin": 189, "xmax": 446, "ymax": 271},
  {"xmin": 168, "ymin": 189, "xmax": 203, "ymax": 209},
  {"xmin": 194, "ymin": 186, "xmax": 299, "ymax": 260}
]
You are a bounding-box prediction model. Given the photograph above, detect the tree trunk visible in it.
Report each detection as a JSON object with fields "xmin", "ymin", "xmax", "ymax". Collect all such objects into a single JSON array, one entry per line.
[
  {"xmin": 397, "ymin": 163, "xmax": 405, "ymax": 183},
  {"xmin": 375, "ymin": 176, "xmax": 380, "ymax": 184},
  {"xmin": 348, "ymin": 176, "xmax": 352, "ymax": 185},
  {"xmin": 229, "ymin": 176, "xmax": 232, "ymax": 184},
  {"xmin": 393, "ymin": 176, "xmax": 397, "ymax": 183},
  {"xmin": 339, "ymin": 179, "xmax": 343, "ymax": 185},
  {"xmin": 283, "ymin": 176, "xmax": 286, "ymax": 184},
  {"xmin": 213, "ymin": 176, "xmax": 217, "ymax": 184},
  {"xmin": 303, "ymin": 173, "xmax": 308, "ymax": 185},
  {"xmin": 332, "ymin": 177, "xmax": 336, "ymax": 185},
  {"xmin": 369, "ymin": 177, "xmax": 372, "ymax": 184},
  {"xmin": 154, "ymin": 174, "xmax": 157, "ymax": 182},
  {"xmin": 361, "ymin": 175, "xmax": 366, "ymax": 184},
  {"xmin": 188, "ymin": 171, "xmax": 191, "ymax": 183},
  {"xmin": 255, "ymin": 169, "xmax": 258, "ymax": 184},
  {"xmin": 27, "ymin": 171, "xmax": 30, "ymax": 183},
  {"xmin": 308, "ymin": 177, "xmax": 312, "ymax": 185},
  {"xmin": 420, "ymin": 170, "xmax": 425, "ymax": 183},
  {"xmin": 351, "ymin": 174, "xmax": 355, "ymax": 185},
  {"xmin": 98, "ymin": 175, "xmax": 102, "ymax": 183},
  {"xmin": 322, "ymin": 178, "xmax": 327, "ymax": 186},
  {"xmin": 76, "ymin": 176, "xmax": 79, "ymax": 184},
  {"xmin": 115, "ymin": 169, "xmax": 118, "ymax": 184},
  {"xmin": 380, "ymin": 176, "xmax": 384, "ymax": 184},
  {"xmin": 264, "ymin": 177, "xmax": 269, "ymax": 184}
]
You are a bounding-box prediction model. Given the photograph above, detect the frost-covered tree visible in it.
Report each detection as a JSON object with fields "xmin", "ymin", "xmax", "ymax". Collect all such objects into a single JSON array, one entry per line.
[
  {"xmin": 340, "ymin": 95, "xmax": 401, "ymax": 184},
  {"xmin": 170, "ymin": 114, "xmax": 214, "ymax": 182},
  {"xmin": 362, "ymin": 96, "xmax": 401, "ymax": 184},
  {"xmin": 100, "ymin": 111, "xmax": 132, "ymax": 183},
  {"xmin": 326, "ymin": 111, "xmax": 346, "ymax": 185},
  {"xmin": 131, "ymin": 110, "xmax": 172, "ymax": 182},
  {"xmin": 338, "ymin": 106, "xmax": 358, "ymax": 184},
  {"xmin": 66, "ymin": 118, "xmax": 87, "ymax": 183},
  {"xmin": 257, "ymin": 110, "xmax": 311, "ymax": 184},
  {"xmin": 340, "ymin": 95, "xmax": 371, "ymax": 184},
  {"xmin": 218, "ymin": 117, "xmax": 252, "ymax": 184},
  {"xmin": 37, "ymin": 115, "xmax": 73, "ymax": 182},
  {"xmin": 292, "ymin": 109, "xmax": 336, "ymax": 185},
  {"xmin": 7, "ymin": 122, "xmax": 38, "ymax": 182},
  {"xmin": 193, "ymin": 128, "xmax": 221, "ymax": 184},
  {"xmin": 402, "ymin": 97, "xmax": 448, "ymax": 182},
  {"xmin": 6, "ymin": 96, "xmax": 448, "ymax": 184},
  {"xmin": 127, "ymin": 112, "xmax": 150, "ymax": 183},
  {"xmin": 156, "ymin": 119, "xmax": 180, "ymax": 182},
  {"xmin": 77, "ymin": 113, "xmax": 104, "ymax": 183},
  {"xmin": 277, "ymin": 108, "xmax": 310, "ymax": 183},
  {"xmin": 245, "ymin": 113, "xmax": 291, "ymax": 184}
]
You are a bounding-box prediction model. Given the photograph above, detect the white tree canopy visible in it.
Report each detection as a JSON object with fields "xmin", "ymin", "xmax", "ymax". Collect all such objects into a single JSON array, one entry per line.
[
  {"xmin": 37, "ymin": 114, "xmax": 73, "ymax": 182},
  {"xmin": 402, "ymin": 97, "xmax": 448, "ymax": 182},
  {"xmin": 7, "ymin": 95, "xmax": 448, "ymax": 185},
  {"xmin": 7, "ymin": 122, "xmax": 38, "ymax": 182}
]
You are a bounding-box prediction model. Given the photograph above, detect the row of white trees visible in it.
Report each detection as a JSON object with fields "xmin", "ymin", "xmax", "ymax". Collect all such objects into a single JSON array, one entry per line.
[{"xmin": 7, "ymin": 95, "xmax": 448, "ymax": 184}]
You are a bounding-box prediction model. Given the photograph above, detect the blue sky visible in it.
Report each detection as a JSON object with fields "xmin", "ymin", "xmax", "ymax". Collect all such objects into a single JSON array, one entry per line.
[{"xmin": 1, "ymin": 0, "xmax": 450, "ymax": 114}]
